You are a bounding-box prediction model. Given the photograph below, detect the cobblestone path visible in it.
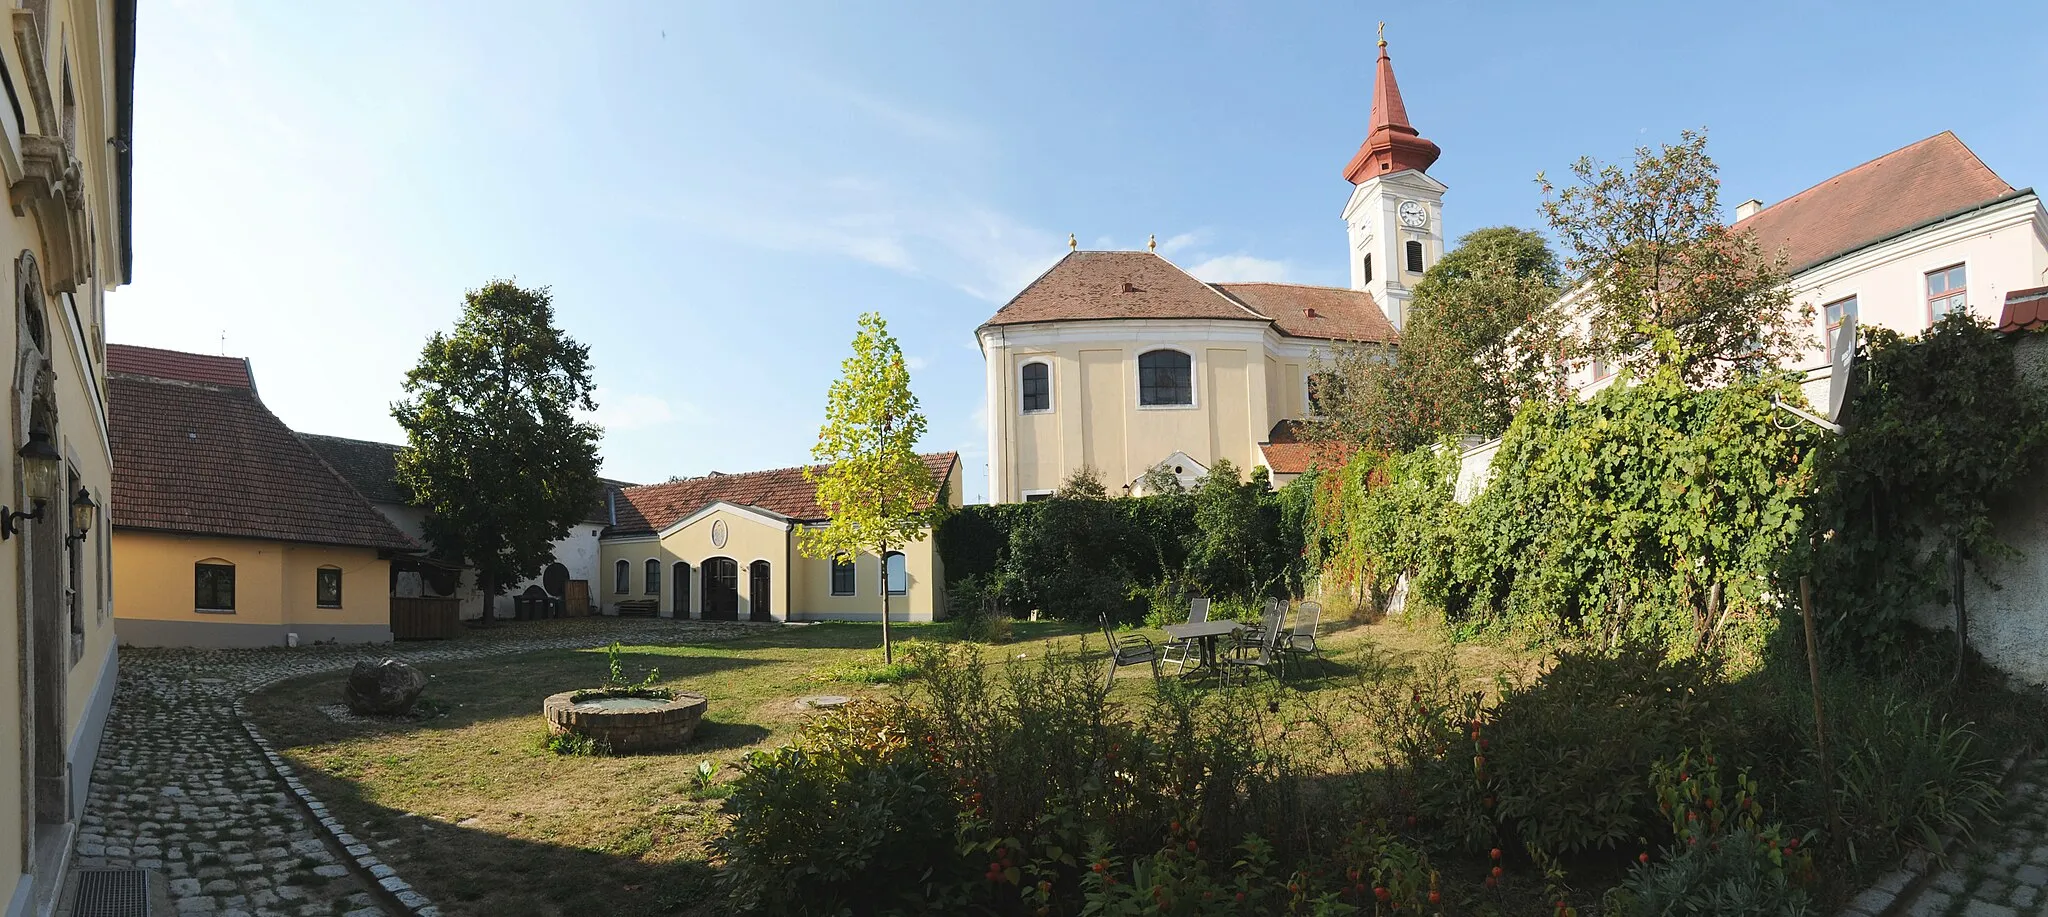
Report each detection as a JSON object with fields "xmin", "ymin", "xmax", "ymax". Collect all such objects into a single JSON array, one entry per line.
[
  {"xmin": 74, "ymin": 619, "xmax": 752, "ymax": 917},
  {"xmin": 1876, "ymin": 755, "xmax": 2048, "ymax": 917}
]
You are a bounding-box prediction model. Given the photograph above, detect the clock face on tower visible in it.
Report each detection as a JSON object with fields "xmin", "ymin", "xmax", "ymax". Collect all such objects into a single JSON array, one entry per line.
[{"xmin": 1398, "ymin": 200, "xmax": 1428, "ymax": 228}]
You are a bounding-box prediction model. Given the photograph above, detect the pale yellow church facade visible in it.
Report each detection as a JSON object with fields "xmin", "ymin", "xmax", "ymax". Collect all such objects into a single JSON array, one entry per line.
[{"xmin": 979, "ymin": 37, "xmax": 1430, "ymax": 502}]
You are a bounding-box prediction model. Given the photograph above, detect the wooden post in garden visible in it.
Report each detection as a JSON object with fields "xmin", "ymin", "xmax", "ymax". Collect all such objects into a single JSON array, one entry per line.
[
  {"xmin": 1798, "ymin": 575, "xmax": 1845, "ymax": 851},
  {"xmin": 1951, "ymin": 545, "xmax": 1968, "ymax": 684}
]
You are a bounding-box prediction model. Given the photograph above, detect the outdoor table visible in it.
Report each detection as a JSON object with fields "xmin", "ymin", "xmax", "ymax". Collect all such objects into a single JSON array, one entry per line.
[{"xmin": 1160, "ymin": 619, "xmax": 1246, "ymax": 682}]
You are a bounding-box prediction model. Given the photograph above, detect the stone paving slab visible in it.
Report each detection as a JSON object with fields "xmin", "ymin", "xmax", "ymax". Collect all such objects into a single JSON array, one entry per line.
[
  {"xmin": 1890, "ymin": 756, "xmax": 2048, "ymax": 917},
  {"xmin": 76, "ymin": 619, "xmax": 753, "ymax": 917}
]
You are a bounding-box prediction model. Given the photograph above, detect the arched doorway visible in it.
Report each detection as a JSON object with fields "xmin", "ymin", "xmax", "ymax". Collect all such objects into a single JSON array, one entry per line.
[
  {"xmin": 701, "ymin": 557, "xmax": 738, "ymax": 620},
  {"xmin": 13, "ymin": 251, "xmax": 68, "ymax": 848},
  {"xmin": 671, "ymin": 561, "xmax": 691, "ymax": 617},
  {"xmin": 748, "ymin": 560, "xmax": 772, "ymax": 622}
]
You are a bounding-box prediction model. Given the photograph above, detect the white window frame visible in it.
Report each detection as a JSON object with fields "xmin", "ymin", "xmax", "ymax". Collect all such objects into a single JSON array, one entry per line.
[
  {"xmin": 1135, "ymin": 346, "xmax": 1198, "ymax": 411},
  {"xmin": 882, "ymin": 551, "xmax": 908, "ymax": 596},
  {"xmin": 1018, "ymin": 357, "xmax": 1054, "ymax": 414},
  {"xmin": 1021, "ymin": 489, "xmax": 1054, "ymax": 503}
]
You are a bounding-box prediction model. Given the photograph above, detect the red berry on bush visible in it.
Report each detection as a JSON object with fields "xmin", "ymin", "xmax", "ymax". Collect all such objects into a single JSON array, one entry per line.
[
  {"xmin": 1490, "ymin": 848, "xmax": 1502, "ymax": 860},
  {"xmin": 1639, "ymin": 852, "xmax": 1650, "ymax": 864},
  {"xmin": 1374, "ymin": 887, "xmax": 1390, "ymax": 902},
  {"xmin": 1491, "ymin": 866, "xmax": 1503, "ymax": 878},
  {"xmin": 1430, "ymin": 890, "xmax": 1442, "ymax": 904}
]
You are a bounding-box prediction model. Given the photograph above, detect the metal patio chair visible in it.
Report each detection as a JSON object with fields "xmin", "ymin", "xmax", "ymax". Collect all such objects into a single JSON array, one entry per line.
[
  {"xmin": 1161, "ymin": 597, "xmax": 1211, "ymax": 674},
  {"xmin": 1100, "ymin": 614, "xmax": 1162, "ymax": 690},
  {"xmin": 1223, "ymin": 599, "xmax": 1286, "ymax": 685},
  {"xmin": 1280, "ymin": 600, "xmax": 1323, "ymax": 674}
]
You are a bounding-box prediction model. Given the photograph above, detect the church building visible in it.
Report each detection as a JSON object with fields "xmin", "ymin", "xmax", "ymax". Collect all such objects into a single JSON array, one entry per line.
[{"xmin": 977, "ymin": 35, "xmax": 1429, "ymax": 503}]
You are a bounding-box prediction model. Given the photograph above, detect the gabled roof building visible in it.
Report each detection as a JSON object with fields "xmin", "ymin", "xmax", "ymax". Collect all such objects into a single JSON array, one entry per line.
[
  {"xmin": 598, "ymin": 453, "xmax": 961, "ymax": 623},
  {"xmin": 108, "ymin": 345, "xmax": 419, "ymax": 648},
  {"xmin": 978, "ymin": 32, "xmax": 1434, "ymax": 501}
]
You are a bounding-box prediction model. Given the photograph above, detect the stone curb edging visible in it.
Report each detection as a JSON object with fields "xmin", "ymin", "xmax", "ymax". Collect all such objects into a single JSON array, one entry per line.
[
  {"xmin": 1836, "ymin": 745, "xmax": 2037, "ymax": 917},
  {"xmin": 233, "ymin": 696, "xmax": 442, "ymax": 917}
]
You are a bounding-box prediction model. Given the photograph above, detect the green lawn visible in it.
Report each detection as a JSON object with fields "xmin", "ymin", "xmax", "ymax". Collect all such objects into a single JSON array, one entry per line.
[{"xmin": 242, "ymin": 616, "xmax": 1538, "ymax": 917}]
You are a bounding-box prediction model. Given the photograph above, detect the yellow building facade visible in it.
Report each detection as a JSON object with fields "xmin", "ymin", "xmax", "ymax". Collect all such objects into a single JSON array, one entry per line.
[
  {"xmin": 978, "ymin": 254, "xmax": 1397, "ymax": 503},
  {"xmin": 107, "ymin": 345, "xmax": 418, "ymax": 649},
  {"xmin": 600, "ymin": 454, "xmax": 959, "ymax": 622},
  {"xmin": 0, "ymin": 1, "xmax": 136, "ymax": 913}
]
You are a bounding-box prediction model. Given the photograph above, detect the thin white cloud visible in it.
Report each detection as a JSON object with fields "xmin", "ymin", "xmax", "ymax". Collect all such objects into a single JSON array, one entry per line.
[
  {"xmin": 905, "ymin": 355, "xmax": 930, "ymax": 371},
  {"xmin": 584, "ymin": 390, "xmax": 684, "ymax": 432},
  {"xmin": 1186, "ymin": 254, "xmax": 1293, "ymax": 283},
  {"xmin": 1157, "ymin": 231, "xmax": 1205, "ymax": 257},
  {"xmin": 641, "ymin": 177, "xmax": 1064, "ymax": 304}
]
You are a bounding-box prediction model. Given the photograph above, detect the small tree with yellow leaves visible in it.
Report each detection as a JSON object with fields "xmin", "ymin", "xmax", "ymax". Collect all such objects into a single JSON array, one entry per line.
[{"xmin": 799, "ymin": 312, "xmax": 932, "ymax": 663}]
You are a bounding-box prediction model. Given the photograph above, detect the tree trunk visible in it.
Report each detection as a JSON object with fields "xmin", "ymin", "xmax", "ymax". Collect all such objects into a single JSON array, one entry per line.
[{"xmin": 879, "ymin": 541, "xmax": 893, "ymax": 664}]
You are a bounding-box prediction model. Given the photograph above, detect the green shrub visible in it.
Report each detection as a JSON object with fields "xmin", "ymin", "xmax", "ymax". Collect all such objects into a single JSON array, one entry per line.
[
  {"xmin": 1483, "ymin": 643, "xmax": 1728, "ymax": 857},
  {"xmin": 1831, "ymin": 697, "xmax": 1999, "ymax": 865},
  {"xmin": 1604, "ymin": 825, "xmax": 1812, "ymax": 917},
  {"xmin": 716, "ymin": 707, "xmax": 967, "ymax": 915}
]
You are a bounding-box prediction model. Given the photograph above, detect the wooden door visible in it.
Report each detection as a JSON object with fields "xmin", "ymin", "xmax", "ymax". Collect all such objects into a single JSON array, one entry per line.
[
  {"xmin": 748, "ymin": 560, "xmax": 772, "ymax": 621},
  {"xmin": 702, "ymin": 558, "xmax": 738, "ymax": 620},
  {"xmin": 564, "ymin": 580, "xmax": 591, "ymax": 617}
]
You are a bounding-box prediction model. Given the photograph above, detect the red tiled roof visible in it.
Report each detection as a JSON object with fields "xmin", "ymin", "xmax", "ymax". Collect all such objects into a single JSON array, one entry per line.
[
  {"xmin": 1213, "ymin": 283, "xmax": 1399, "ymax": 344},
  {"xmin": 2001, "ymin": 286, "xmax": 2048, "ymax": 333},
  {"xmin": 981, "ymin": 251, "xmax": 1266, "ymax": 329},
  {"xmin": 979, "ymin": 251, "xmax": 1397, "ymax": 343},
  {"xmin": 109, "ymin": 373, "xmax": 417, "ymax": 550},
  {"xmin": 107, "ymin": 343, "xmax": 252, "ymax": 388},
  {"xmin": 1733, "ymin": 132, "xmax": 2017, "ymax": 273},
  {"xmin": 1258, "ymin": 420, "xmax": 1355, "ymax": 476},
  {"xmin": 610, "ymin": 452, "xmax": 959, "ymax": 535}
]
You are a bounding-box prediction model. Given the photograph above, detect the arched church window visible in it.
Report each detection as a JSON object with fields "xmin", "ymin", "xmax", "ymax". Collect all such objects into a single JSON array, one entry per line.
[
  {"xmin": 1137, "ymin": 349, "xmax": 1193, "ymax": 407},
  {"xmin": 1020, "ymin": 361, "xmax": 1050, "ymax": 413},
  {"xmin": 1406, "ymin": 240, "xmax": 1425, "ymax": 274}
]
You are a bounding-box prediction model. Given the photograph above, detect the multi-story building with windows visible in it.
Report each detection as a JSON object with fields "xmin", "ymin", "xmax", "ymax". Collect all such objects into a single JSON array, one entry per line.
[
  {"xmin": 0, "ymin": 1, "xmax": 136, "ymax": 912},
  {"xmin": 978, "ymin": 36, "xmax": 1423, "ymax": 503}
]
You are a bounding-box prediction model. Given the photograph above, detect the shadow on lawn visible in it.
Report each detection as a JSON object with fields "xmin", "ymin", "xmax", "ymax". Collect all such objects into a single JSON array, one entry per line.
[{"xmin": 303, "ymin": 768, "xmax": 731, "ymax": 917}]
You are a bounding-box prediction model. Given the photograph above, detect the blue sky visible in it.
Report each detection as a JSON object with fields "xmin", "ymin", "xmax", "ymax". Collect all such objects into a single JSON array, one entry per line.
[{"xmin": 107, "ymin": 1, "xmax": 2048, "ymax": 499}]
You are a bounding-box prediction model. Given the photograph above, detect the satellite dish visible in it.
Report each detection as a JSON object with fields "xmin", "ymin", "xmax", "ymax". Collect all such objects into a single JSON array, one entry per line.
[{"xmin": 1826, "ymin": 313, "xmax": 1856, "ymax": 424}]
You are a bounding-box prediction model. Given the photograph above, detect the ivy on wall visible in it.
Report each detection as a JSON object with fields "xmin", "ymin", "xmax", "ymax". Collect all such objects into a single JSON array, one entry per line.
[
  {"xmin": 1315, "ymin": 352, "xmax": 1816, "ymax": 656},
  {"xmin": 1804, "ymin": 316, "xmax": 2048, "ymax": 655},
  {"xmin": 1312, "ymin": 318, "xmax": 2048, "ymax": 663}
]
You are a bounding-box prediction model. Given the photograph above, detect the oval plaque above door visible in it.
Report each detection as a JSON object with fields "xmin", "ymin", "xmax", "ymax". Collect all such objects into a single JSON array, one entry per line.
[{"xmin": 710, "ymin": 519, "xmax": 728, "ymax": 549}]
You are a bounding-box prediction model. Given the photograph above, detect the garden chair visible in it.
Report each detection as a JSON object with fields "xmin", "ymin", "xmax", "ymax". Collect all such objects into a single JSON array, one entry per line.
[
  {"xmin": 1161, "ymin": 597, "xmax": 1211, "ymax": 674},
  {"xmin": 1223, "ymin": 600, "xmax": 1286, "ymax": 685},
  {"xmin": 1281, "ymin": 601, "xmax": 1323, "ymax": 673},
  {"xmin": 1099, "ymin": 614, "xmax": 1162, "ymax": 690}
]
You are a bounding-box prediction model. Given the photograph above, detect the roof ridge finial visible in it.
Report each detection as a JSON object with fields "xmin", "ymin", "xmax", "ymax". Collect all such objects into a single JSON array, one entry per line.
[
  {"xmin": 1068, "ymin": 233, "xmax": 1077, "ymax": 252},
  {"xmin": 1148, "ymin": 233, "xmax": 1157, "ymax": 253},
  {"xmin": 1377, "ymin": 21, "xmax": 1386, "ymax": 49}
]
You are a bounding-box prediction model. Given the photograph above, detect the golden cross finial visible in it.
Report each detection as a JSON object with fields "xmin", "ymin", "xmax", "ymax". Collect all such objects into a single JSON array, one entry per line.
[
  {"xmin": 1068, "ymin": 233, "xmax": 1077, "ymax": 252},
  {"xmin": 1148, "ymin": 233, "xmax": 1157, "ymax": 253},
  {"xmin": 1377, "ymin": 21, "xmax": 1386, "ymax": 47}
]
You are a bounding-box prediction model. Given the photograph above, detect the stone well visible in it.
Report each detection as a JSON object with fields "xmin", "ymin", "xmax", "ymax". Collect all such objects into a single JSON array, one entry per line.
[{"xmin": 542, "ymin": 690, "xmax": 708, "ymax": 753}]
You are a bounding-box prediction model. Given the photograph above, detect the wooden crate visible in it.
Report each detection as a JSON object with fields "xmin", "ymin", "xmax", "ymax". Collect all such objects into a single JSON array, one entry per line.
[{"xmin": 392, "ymin": 597, "xmax": 461, "ymax": 640}]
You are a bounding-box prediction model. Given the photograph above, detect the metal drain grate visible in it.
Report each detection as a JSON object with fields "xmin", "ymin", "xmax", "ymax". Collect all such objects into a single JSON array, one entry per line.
[{"xmin": 71, "ymin": 868, "xmax": 152, "ymax": 917}]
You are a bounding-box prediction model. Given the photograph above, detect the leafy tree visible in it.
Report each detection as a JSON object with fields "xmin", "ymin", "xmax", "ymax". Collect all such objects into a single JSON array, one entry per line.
[
  {"xmin": 1539, "ymin": 129, "xmax": 1803, "ymax": 385},
  {"xmin": 392, "ymin": 280, "xmax": 603, "ymax": 624},
  {"xmin": 798, "ymin": 312, "xmax": 934, "ymax": 663},
  {"xmin": 1188, "ymin": 460, "xmax": 1282, "ymax": 598},
  {"xmin": 1008, "ymin": 466, "xmax": 1134, "ymax": 624},
  {"xmin": 1311, "ymin": 227, "xmax": 1563, "ymax": 451}
]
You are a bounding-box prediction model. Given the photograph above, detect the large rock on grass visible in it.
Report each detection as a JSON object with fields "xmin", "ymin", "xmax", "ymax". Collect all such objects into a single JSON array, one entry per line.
[{"xmin": 343, "ymin": 659, "xmax": 428, "ymax": 715}]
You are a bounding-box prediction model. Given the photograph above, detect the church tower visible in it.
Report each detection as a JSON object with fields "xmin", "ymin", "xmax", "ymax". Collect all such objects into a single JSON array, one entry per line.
[{"xmin": 1341, "ymin": 27, "xmax": 1445, "ymax": 332}]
